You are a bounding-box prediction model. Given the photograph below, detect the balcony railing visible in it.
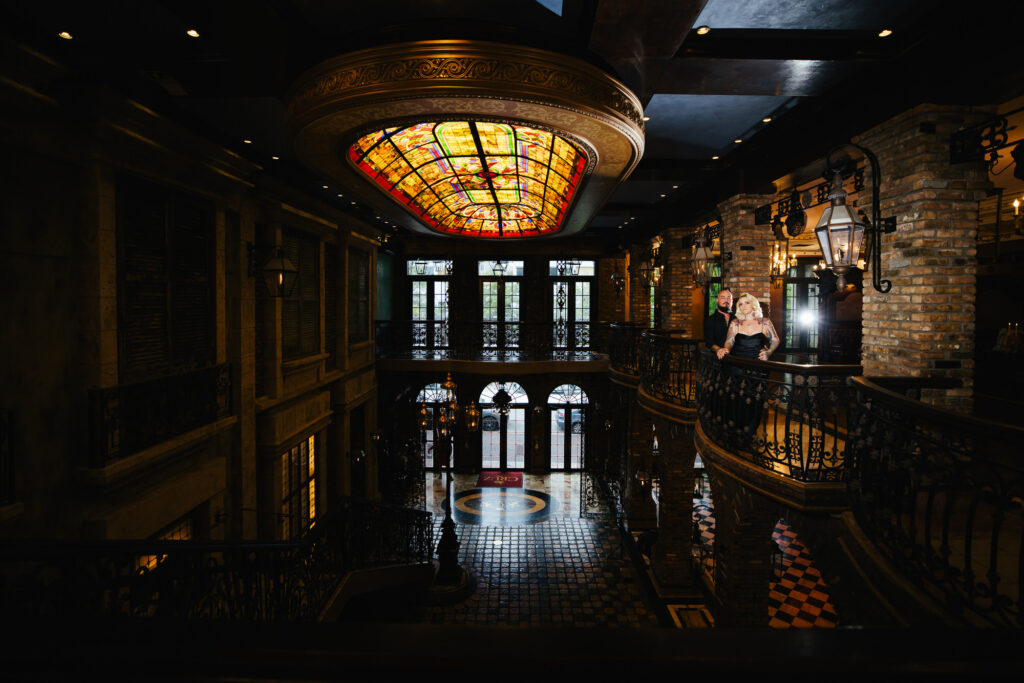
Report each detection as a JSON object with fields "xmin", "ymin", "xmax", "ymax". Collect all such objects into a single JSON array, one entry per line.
[
  {"xmin": 375, "ymin": 320, "xmax": 611, "ymax": 360},
  {"xmin": 90, "ymin": 364, "xmax": 232, "ymax": 468},
  {"xmin": 608, "ymin": 322, "xmax": 647, "ymax": 375},
  {"xmin": 695, "ymin": 349, "xmax": 862, "ymax": 482},
  {"xmin": 640, "ymin": 330, "xmax": 701, "ymax": 408},
  {"xmin": 0, "ymin": 498, "xmax": 433, "ymax": 621},
  {"xmin": 847, "ymin": 377, "xmax": 1024, "ymax": 628}
]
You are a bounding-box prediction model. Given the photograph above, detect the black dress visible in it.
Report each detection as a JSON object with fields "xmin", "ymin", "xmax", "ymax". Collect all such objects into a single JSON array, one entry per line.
[{"xmin": 727, "ymin": 332, "xmax": 768, "ymax": 438}]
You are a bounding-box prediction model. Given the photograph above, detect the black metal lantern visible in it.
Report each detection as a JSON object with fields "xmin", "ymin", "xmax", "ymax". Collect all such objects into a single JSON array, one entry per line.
[
  {"xmin": 262, "ymin": 248, "xmax": 299, "ymax": 298},
  {"xmin": 691, "ymin": 228, "xmax": 715, "ymax": 287},
  {"xmin": 817, "ymin": 144, "xmax": 896, "ymax": 292},
  {"xmin": 491, "ymin": 260, "xmax": 508, "ymax": 277},
  {"xmin": 492, "ymin": 383, "xmax": 513, "ymax": 416},
  {"xmin": 814, "ymin": 171, "xmax": 866, "ymax": 288}
]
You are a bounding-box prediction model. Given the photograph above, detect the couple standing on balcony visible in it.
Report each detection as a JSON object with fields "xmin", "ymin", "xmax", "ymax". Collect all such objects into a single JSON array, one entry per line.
[
  {"xmin": 705, "ymin": 289, "xmax": 779, "ymax": 443},
  {"xmin": 705, "ymin": 289, "xmax": 779, "ymax": 362}
]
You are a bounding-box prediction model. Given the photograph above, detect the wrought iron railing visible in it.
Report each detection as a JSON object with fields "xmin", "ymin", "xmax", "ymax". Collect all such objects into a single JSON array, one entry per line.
[
  {"xmin": 374, "ymin": 320, "xmax": 611, "ymax": 360},
  {"xmin": 695, "ymin": 349, "xmax": 862, "ymax": 482},
  {"xmin": 847, "ymin": 376, "xmax": 1024, "ymax": 628},
  {"xmin": 89, "ymin": 364, "xmax": 232, "ymax": 467},
  {"xmin": 0, "ymin": 498, "xmax": 433, "ymax": 621},
  {"xmin": 640, "ymin": 330, "xmax": 701, "ymax": 408},
  {"xmin": 609, "ymin": 322, "xmax": 646, "ymax": 376}
]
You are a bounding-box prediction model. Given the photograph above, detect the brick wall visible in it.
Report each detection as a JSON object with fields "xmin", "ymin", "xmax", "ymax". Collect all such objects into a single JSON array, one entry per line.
[
  {"xmin": 717, "ymin": 194, "xmax": 774, "ymax": 311},
  {"xmin": 628, "ymin": 243, "xmax": 654, "ymax": 326},
  {"xmin": 855, "ymin": 104, "xmax": 992, "ymax": 411},
  {"xmin": 660, "ymin": 226, "xmax": 697, "ymax": 334},
  {"xmin": 597, "ymin": 256, "xmax": 627, "ymax": 322}
]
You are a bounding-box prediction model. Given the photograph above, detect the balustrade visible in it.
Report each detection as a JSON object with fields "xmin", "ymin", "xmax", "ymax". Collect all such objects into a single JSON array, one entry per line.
[
  {"xmin": 0, "ymin": 498, "xmax": 433, "ymax": 621},
  {"xmin": 640, "ymin": 330, "xmax": 701, "ymax": 408},
  {"xmin": 89, "ymin": 364, "xmax": 232, "ymax": 468},
  {"xmin": 608, "ymin": 322, "xmax": 646, "ymax": 375},
  {"xmin": 375, "ymin": 320, "xmax": 611, "ymax": 360},
  {"xmin": 847, "ymin": 377, "xmax": 1024, "ymax": 627},
  {"xmin": 695, "ymin": 349, "xmax": 861, "ymax": 482}
]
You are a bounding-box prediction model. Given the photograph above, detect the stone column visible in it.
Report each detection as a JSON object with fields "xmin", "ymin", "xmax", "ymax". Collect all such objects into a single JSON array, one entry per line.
[
  {"xmin": 855, "ymin": 104, "xmax": 992, "ymax": 412},
  {"xmin": 717, "ymin": 194, "xmax": 774, "ymax": 309}
]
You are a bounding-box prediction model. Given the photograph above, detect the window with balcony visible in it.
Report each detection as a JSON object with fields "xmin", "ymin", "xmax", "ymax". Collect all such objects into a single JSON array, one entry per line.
[
  {"xmin": 116, "ymin": 174, "xmax": 215, "ymax": 383},
  {"xmin": 550, "ymin": 260, "xmax": 594, "ymax": 350},
  {"xmin": 282, "ymin": 230, "xmax": 320, "ymax": 360},
  {"xmin": 409, "ymin": 259, "xmax": 451, "ymax": 349},
  {"xmin": 479, "ymin": 260, "xmax": 524, "ymax": 352}
]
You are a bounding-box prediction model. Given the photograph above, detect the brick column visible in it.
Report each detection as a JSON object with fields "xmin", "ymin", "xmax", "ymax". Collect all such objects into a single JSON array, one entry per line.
[
  {"xmin": 705, "ymin": 464, "xmax": 779, "ymax": 626},
  {"xmin": 717, "ymin": 194, "xmax": 774, "ymax": 311},
  {"xmin": 855, "ymin": 104, "xmax": 992, "ymax": 411},
  {"xmin": 628, "ymin": 244, "xmax": 652, "ymax": 326},
  {"xmin": 597, "ymin": 255, "xmax": 627, "ymax": 322},
  {"xmin": 660, "ymin": 227, "xmax": 697, "ymax": 334},
  {"xmin": 650, "ymin": 416, "xmax": 699, "ymax": 592},
  {"xmin": 625, "ymin": 404, "xmax": 657, "ymax": 528}
]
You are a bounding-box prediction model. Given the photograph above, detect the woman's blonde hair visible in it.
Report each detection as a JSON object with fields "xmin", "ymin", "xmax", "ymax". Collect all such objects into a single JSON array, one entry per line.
[{"xmin": 734, "ymin": 293, "xmax": 764, "ymax": 321}]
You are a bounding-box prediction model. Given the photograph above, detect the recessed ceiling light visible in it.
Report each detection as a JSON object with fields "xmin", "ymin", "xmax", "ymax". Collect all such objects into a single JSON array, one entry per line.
[
  {"xmin": 696, "ymin": 25, "xmax": 710, "ymax": 35},
  {"xmin": 58, "ymin": 31, "xmax": 73, "ymax": 40},
  {"xmin": 271, "ymin": 155, "xmax": 280, "ymax": 160},
  {"xmin": 660, "ymin": 194, "xmax": 666, "ymax": 198},
  {"xmin": 186, "ymin": 29, "xmax": 200, "ymax": 38},
  {"xmin": 762, "ymin": 116, "xmax": 772, "ymax": 123},
  {"xmin": 630, "ymin": 216, "xmax": 636, "ymax": 220},
  {"xmin": 350, "ymin": 201, "xmax": 356, "ymax": 205},
  {"xmin": 734, "ymin": 138, "xmax": 743, "ymax": 144},
  {"xmin": 642, "ymin": 116, "xmax": 651, "ymax": 122},
  {"xmin": 337, "ymin": 193, "xmax": 343, "ymax": 197},
  {"xmin": 712, "ymin": 155, "xmax": 720, "ymax": 160},
  {"xmin": 243, "ymin": 139, "xmax": 252, "ymax": 144},
  {"xmin": 672, "ymin": 185, "xmax": 679, "ymax": 189},
  {"xmin": 322, "ymin": 184, "xmax": 328, "ymax": 189},
  {"xmin": 878, "ymin": 28, "xmax": 893, "ymax": 37}
]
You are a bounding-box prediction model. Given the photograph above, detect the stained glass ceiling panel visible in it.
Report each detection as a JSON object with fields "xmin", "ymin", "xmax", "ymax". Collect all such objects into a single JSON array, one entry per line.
[{"xmin": 348, "ymin": 121, "xmax": 588, "ymax": 238}]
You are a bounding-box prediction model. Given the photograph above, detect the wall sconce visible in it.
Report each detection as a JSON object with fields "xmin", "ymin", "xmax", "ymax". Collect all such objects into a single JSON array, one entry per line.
[
  {"xmin": 247, "ymin": 243, "xmax": 298, "ymax": 297},
  {"xmin": 770, "ymin": 239, "xmax": 795, "ymax": 287},
  {"xmin": 815, "ymin": 144, "xmax": 896, "ymax": 292},
  {"xmin": 609, "ymin": 272, "xmax": 626, "ymax": 293}
]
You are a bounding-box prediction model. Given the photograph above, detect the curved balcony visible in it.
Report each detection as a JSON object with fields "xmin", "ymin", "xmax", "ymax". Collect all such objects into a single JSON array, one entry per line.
[
  {"xmin": 637, "ymin": 330, "xmax": 701, "ymax": 421},
  {"xmin": 695, "ymin": 349, "xmax": 861, "ymax": 484},
  {"xmin": 846, "ymin": 376, "xmax": 1024, "ymax": 627},
  {"xmin": 608, "ymin": 322, "xmax": 646, "ymax": 385}
]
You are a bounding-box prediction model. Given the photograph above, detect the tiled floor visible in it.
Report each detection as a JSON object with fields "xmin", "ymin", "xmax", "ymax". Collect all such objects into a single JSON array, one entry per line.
[
  {"xmin": 768, "ymin": 521, "xmax": 840, "ymax": 628},
  {"xmin": 692, "ymin": 469, "xmax": 839, "ymax": 628},
  {"xmin": 419, "ymin": 472, "xmax": 658, "ymax": 627}
]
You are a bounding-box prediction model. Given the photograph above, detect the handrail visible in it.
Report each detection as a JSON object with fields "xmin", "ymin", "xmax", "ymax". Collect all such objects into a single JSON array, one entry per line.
[
  {"xmin": 375, "ymin": 320, "xmax": 613, "ymax": 359},
  {"xmin": 846, "ymin": 376, "xmax": 1023, "ymax": 627},
  {"xmin": 0, "ymin": 498, "xmax": 434, "ymax": 621},
  {"xmin": 695, "ymin": 349, "xmax": 862, "ymax": 482},
  {"xmin": 609, "ymin": 322, "xmax": 647, "ymax": 375},
  {"xmin": 639, "ymin": 332, "xmax": 702, "ymax": 408}
]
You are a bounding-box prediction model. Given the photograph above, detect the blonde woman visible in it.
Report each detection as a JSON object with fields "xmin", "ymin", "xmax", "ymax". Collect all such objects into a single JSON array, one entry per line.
[{"xmin": 716, "ymin": 293, "xmax": 779, "ymax": 362}]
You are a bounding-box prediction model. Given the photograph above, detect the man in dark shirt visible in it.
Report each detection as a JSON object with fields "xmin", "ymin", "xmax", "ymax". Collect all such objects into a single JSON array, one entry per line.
[{"xmin": 704, "ymin": 288, "xmax": 733, "ymax": 353}]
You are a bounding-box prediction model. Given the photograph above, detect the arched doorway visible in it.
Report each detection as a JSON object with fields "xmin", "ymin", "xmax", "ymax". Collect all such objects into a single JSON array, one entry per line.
[
  {"xmin": 479, "ymin": 381, "xmax": 528, "ymax": 470},
  {"xmin": 416, "ymin": 382, "xmax": 449, "ymax": 470},
  {"xmin": 547, "ymin": 384, "xmax": 587, "ymax": 470}
]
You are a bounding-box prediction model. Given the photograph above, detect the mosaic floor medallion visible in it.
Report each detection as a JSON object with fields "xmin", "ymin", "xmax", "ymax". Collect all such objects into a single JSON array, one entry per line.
[{"xmin": 445, "ymin": 487, "xmax": 554, "ymax": 525}]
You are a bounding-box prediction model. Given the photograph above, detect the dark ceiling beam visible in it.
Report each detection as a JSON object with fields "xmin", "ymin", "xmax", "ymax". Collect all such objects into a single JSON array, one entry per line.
[
  {"xmin": 676, "ymin": 29, "xmax": 909, "ymax": 61},
  {"xmin": 649, "ymin": 58, "xmax": 859, "ymax": 97},
  {"xmin": 587, "ymin": 0, "xmax": 706, "ymax": 95}
]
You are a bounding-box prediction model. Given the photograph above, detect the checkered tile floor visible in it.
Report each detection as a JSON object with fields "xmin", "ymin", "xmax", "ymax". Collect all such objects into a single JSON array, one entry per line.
[
  {"xmin": 768, "ymin": 521, "xmax": 840, "ymax": 628},
  {"xmin": 692, "ymin": 471, "xmax": 839, "ymax": 628},
  {"xmin": 418, "ymin": 474, "xmax": 658, "ymax": 627}
]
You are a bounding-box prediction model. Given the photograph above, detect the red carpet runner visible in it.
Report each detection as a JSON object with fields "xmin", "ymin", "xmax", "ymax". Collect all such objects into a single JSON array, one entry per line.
[{"xmin": 477, "ymin": 471, "xmax": 523, "ymax": 488}]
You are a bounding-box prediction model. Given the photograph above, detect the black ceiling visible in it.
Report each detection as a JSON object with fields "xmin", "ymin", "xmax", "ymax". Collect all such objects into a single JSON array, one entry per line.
[{"xmin": 4, "ymin": 0, "xmax": 1023, "ymax": 247}]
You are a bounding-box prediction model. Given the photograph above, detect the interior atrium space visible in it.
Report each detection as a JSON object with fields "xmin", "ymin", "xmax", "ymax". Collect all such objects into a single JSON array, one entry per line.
[{"xmin": 2, "ymin": 0, "xmax": 1024, "ymax": 676}]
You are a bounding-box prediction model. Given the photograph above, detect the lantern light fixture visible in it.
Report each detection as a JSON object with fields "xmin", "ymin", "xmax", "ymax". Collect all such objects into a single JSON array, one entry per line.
[
  {"xmin": 247, "ymin": 244, "xmax": 299, "ymax": 298},
  {"xmin": 815, "ymin": 144, "xmax": 896, "ymax": 292}
]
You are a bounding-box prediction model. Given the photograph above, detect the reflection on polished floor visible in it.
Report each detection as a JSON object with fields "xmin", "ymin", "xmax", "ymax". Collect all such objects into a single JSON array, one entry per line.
[{"xmin": 420, "ymin": 473, "xmax": 658, "ymax": 627}]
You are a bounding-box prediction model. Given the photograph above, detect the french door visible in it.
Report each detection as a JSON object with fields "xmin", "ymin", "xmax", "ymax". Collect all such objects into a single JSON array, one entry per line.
[
  {"xmin": 552, "ymin": 279, "xmax": 591, "ymax": 350},
  {"xmin": 481, "ymin": 279, "xmax": 520, "ymax": 351}
]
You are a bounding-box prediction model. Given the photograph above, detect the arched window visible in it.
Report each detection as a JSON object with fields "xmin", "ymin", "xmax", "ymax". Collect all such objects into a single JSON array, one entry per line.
[
  {"xmin": 478, "ymin": 381, "xmax": 529, "ymax": 470},
  {"xmin": 547, "ymin": 384, "xmax": 587, "ymax": 470}
]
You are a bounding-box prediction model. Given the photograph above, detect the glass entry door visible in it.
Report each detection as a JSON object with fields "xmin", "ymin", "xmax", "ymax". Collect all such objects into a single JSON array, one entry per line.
[
  {"xmin": 548, "ymin": 384, "xmax": 587, "ymax": 470},
  {"xmin": 479, "ymin": 381, "xmax": 527, "ymax": 470}
]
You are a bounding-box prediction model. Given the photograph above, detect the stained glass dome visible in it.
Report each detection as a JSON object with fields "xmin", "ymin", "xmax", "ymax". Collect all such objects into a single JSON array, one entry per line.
[{"xmin": 348, "ymin": 121, "xmax": 588, "ymax": 238}]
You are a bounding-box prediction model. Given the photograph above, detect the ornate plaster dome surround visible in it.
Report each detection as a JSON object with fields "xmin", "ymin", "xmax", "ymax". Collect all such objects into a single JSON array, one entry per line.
[{"xmin": 286, "ymin": 40, "xmax": 645, "ymax": 239}]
